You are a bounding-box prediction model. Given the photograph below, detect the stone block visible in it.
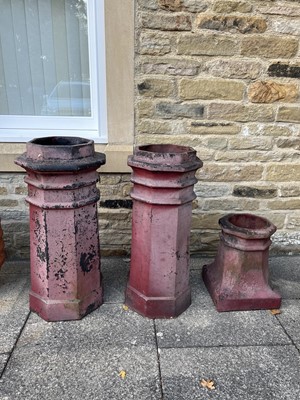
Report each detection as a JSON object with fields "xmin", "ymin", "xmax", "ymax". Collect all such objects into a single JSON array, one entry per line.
[
  {"xmin": 99, "ymin": 175, "xmax": 122, "ymax": 185},
  {"xmin": 260, "ymin": 213, "xmax": 285, "ymax": 229},
  {"xmin": 202, "ymin": 198, "xmax": 259, "ymax": 211},
  {"xmin": 194, "ymin": 183, "xmax": 231, "ymax": 198},
  {"xmin": 277, "ymin": 138, "xmax": 300, "ymax": 150},
  {"xmin": 141, "ymin": 12, "xmax": 192, "ymax": 31},
  {"xmin": 233, "ymin": 185, "xmax": 277, "ymax": 198},
  {"xmin": 137, "ymin": 119, "xmax": 178, "ymax": 135},
  {"xmin": 248, "ymin": 81, "xmax": 298, "ymax": 103},
  {"xmin": 14, "ymin": 231, "xmax": 30, "ymax": 248},
  {"xmin": 214, "ymin": 150, "xmax": 277, "ymax": 163},
  {"xmin": 98, "ymin": 208, "xmax": 132, "ymax": 221},
  {"xmin": 271, "ymin": 17, "xmax": 300, "ymax": 35},
  {"xmin": 247, "ymin": 124, "xmax": 293, "ymax": 137},
  {"xmin": 137, "ymin": 78, "xmax": 175, "ymax": 97},
  {"xmin": 14, "ymin": 186, "xmax": 27, "ymax": 195},
  {"xmin": 158, "ymin": 0, "xmax": 182, "ymax": 11},
  {"xmin": 0, "ymin": 199, "xmax": 19, "ymax": 207},
  {"xmin": 136, "ymin": 99, "xmax": 155, "ymax": 118},
  {"xmin": 99, "ymin": 199, "xmax": 132, "ymax": 209},
  {"xmin": 267, "ymin": 199, "xmax": 300, "ymax": 210},
  {"xmin": 138, "ymin": 32, "xmax": 171, "ymax": 55},
  {"xmin": 197, "ymin": 163, "xmax": 264, "ymax": 182},
  {"xmin": 286, "ymin": 216, "xmax": 300, "ymax": 229},
  {"xmin": 196, "ymin": 15, "xmax": 267, "ymax": 34},
  {"xmin": 279, "ymin": 184, "xmax": 300, "ymax": 197},
  {"xmin": 268, "ymin": 63, "xmax": 300, "ymax": 79},
  {"xmin": 158, "ymin": 0, "xmax": 208, "ymax": 12},
  {"xmin": 156, "ymin": 101, "xmax": 204, "ymax": 119},
  {"xmin": 277, "ymin": 107, "xmax": 300, "ymax": 123},
  {"xmin": 137, "ymin": 0, "xmax": 158, "ymax": 10},
  {"xmin": 228, "ymin": 137, "xmax": 273, "ymax": 150},
  {"xmin": 141, "ymin": 57, "xmax": 200, "ymax": 76},
  {"xmin": 203, "ymin": 137, "xmax": 227, "ymax": 150},
  {"xmin": 213, "ymin": 0, "xmax": 252, "ymax": 13},
  {"xmin": 191, "ymin": 213, "xmax": 221, "ymax": 229},
  {"xmin": 257, "ymin": 4, "xmax": 300, "ymax": 16},
  {"xmin": 178, "ymin": 34, "xmax": 238, "ymax": 56},
  {"xmin": 207, "ymin": 59, "xmax": 262, "ymax": 79},
  {"xmin": 209, "ymin": 103, "xmax": 275, "ymax": 122},
  {"xmin": 0, "ymin": 187, "xmax": 8, "ymax": 195},
  {"xmin": 241, "ymin": 36, "xmax": 298, "ymax": 58},
  {"xmin": 190, "ymin": 121, "xmax": 240, "ymax": 135},
  {"xmin": 179, "ymin": 78, "xmax": 245, "ymax": 101},
  {"xmin": 266, "ymin": 164, "xmax": 300, "ymax": 181}
]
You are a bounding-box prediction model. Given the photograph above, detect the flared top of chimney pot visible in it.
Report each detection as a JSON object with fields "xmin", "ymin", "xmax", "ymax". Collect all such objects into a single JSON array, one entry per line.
[
  {"xmin": 26, "ymin": 136, "xmax": 94, "ymax": 161},
  {"xmin": 128, "ymin": 144, "xmax": 203, "ymax": 172},
  {"xmin": 15, "ymin": 136, "xmax": 106, "ymax": 172},
  {"xmin": 220, "ymin": 213, "xmax": 277, "ymax": 240}
]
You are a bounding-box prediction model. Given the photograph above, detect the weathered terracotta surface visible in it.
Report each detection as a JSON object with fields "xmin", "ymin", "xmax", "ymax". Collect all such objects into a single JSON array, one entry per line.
[
  {"xmin": 202, "ymin": 213, "xmax": 281, "ymax": 312},
  {"xmin": 126, "ymin": 144, "xmax": 203, "ymax": 318},
  {"xmin": 15, "ymin": 137, "xmax": 105, "ymax": 321},
  {"xmin": 0, "ymin": 218, "xmax": 5, "ymax": 268}
]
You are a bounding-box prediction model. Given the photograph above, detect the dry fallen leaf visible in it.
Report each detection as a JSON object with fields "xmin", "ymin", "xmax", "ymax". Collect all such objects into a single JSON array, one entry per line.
[
  {"xmin": 200, "ymin": 379, "xmax": 216, "ymax": 390},
  {"xmin": 270, "ymin": 309, "xmax": 281, "ymax": 315},
  {"xmin": 122, "ymin": 305, "xmax": 129, "ymax": 311},
  {"xmin": 119, "ymin": 370, "xmax": 126, "ymax": 379}
]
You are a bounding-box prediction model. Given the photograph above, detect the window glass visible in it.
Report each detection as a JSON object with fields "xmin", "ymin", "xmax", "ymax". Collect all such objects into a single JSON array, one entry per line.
[
  {"xmin": 0, "ymin": 0, "xmax": 91, "ymax": 117},
  {"xmin": 0, "ymin": 0, "xmax": 107, "ymax": 142}
]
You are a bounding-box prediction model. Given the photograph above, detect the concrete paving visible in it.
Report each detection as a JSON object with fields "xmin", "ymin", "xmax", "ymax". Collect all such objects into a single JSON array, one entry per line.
[{"xmin": 0, "ymin": 256, "xmax": 299, "ymax": 399}]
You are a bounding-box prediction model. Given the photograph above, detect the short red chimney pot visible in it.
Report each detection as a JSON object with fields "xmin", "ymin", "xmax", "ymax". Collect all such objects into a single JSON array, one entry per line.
[{"xmin": 202, "ymin": 213, "xmax": 281, "ymax": 312}]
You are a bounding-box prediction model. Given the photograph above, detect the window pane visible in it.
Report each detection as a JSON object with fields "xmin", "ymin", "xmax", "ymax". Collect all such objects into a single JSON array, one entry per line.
[{"xmin": 0, "ymin": 0, "xmax": 91, "ymax": 117}]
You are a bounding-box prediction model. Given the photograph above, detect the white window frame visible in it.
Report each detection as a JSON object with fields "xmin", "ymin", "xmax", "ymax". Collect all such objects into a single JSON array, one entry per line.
[{"xmin": 0, "ymin": 0, "xmax": 107, "ymax": 143}]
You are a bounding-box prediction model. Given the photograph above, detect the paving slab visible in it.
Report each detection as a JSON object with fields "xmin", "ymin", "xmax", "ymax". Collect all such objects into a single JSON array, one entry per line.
[
  {"xmin": 0, "ymin": 354, "xmax": 9, "ymax": 376},
  {"xmin": 190, "ymin": 257, "xmax": 213, "ymax": 271},
  {"xmin": 155, "ymin": 304, "xmax": 291, "ymax": 348},
  {"xmin": 0, "ymin": 261, "xmax": 30, "ymax": 276},
  {"xmin": 269, "ymin": 256, "xmax": 300, "ymax": 299},
  {"xmin": 0, "ymin": 302, "xmax": 161, "ymax": 399},
  {"xmin": 276, "ymin": 300, "xmax": 300, "ymax": 343},
  {"xmin": 17, "ymin": 303, "xmax": 156, "ymax": 351},
  {"xmin": 159, "ymin": 345, "xmax": 300, "ymax": 400},
  {"xmin": 0, "ymin": 345, "xmax": 161, "ymax": 400},
  {"xmin": 0, "ymin": 273, "xmax": 30, "ymax": 354},
  {"xmin": 189, "ymin": 269, "xmax": 215, "ymax": 308},
  {"xmin": 101, "ymin": 257, "xmax": 129, "ymax": 303}
]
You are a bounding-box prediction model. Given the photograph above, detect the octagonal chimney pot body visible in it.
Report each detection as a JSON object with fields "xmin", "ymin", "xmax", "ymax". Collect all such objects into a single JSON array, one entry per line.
[
  {"xmin": 15, "ymin": 136, "xmax": 106, "ymax": 321},
  {"xmin": 125, "ymin": 144, "xmax": 203, "ymax": 318},
  {"xmin": 202, "ymin": 213, "xmax": 281, "ymax": 312}
]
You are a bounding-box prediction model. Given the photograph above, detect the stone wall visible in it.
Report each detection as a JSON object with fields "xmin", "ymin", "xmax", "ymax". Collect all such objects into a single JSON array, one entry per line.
[
  {"xmin": 135, "ymin": 0, "xmax": 300, "ymax": 254},
  {"xmin": 0, "ymin": 173, "xmax": 132, "ymax": 260},
  {"xmin": 0, "ymin": 0, "xmax": 299, "ymax": 259}
]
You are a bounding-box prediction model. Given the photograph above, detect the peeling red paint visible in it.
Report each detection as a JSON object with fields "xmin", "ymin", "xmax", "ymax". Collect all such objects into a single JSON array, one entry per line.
[
  {"xmin": 202, "ymin": 213, "xmax": 281, "ymax": 312},
  {"xmin": 15, "ymin": 137, "xmax": 105, "ymax": 321},
  {"xmin": 125, "ymin": 144, "xmax": 203, "ymax": 318}
]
